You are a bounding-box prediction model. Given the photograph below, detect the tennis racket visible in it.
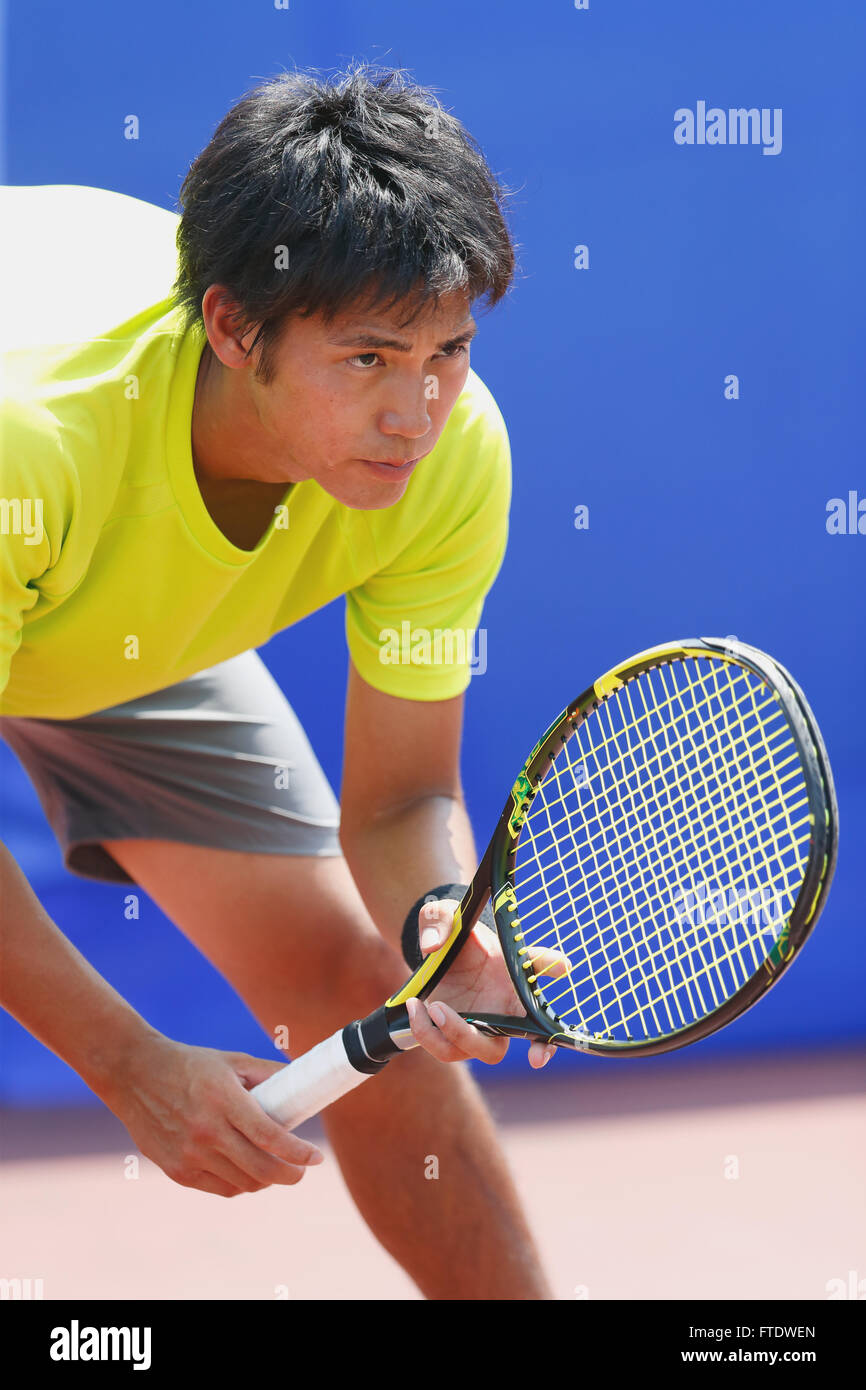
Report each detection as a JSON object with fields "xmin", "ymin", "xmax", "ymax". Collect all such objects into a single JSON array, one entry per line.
[{"xmin": 251, "ymin": 636, "xmax": 837, "ymax": 1129}]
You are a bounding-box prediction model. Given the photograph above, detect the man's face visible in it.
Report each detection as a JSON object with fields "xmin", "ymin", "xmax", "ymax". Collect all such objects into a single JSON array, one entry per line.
[{"xmin": 240, "ymin": 290, "xmax": 476, "ymax": 509}]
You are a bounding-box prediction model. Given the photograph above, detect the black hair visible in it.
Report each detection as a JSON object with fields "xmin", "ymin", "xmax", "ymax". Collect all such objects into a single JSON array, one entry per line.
[{"xmin": 172, "ymin": 62, "xmax": 517, "ymax": 384}]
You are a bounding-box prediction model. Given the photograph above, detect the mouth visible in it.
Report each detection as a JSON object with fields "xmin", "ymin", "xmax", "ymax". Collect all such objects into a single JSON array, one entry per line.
[{"xmin": 357, "ymin": 456, "xmax": 423, "ymax": 479}]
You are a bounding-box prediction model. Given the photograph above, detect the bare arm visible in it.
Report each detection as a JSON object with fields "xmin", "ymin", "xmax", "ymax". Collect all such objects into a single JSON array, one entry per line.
[
  {"xmin": 338, "ymin": 661, "xmax": 476, "ymax": 949},
  {"xmin": 0, "ymin": 839, "xmax": 159, "ymax": 1097},
  {"xmin": 0, "ymin": 840, "xmax": 323, "ymax": 1188},
  {"xmin": 339, "ymin": 663, "xmax": 555, "ymax": 1069}
]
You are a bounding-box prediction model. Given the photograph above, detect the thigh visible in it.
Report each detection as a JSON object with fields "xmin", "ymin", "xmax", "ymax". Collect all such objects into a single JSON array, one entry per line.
[{"xmin": 100, "ymin": 838, "xmax": 406, "ymax": 1055}]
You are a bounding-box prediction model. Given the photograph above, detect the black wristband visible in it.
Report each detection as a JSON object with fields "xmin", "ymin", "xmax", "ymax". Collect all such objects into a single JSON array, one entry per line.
[{"xmin": 400, "ymin": 883, "xmax": 496, "ymax": 971}]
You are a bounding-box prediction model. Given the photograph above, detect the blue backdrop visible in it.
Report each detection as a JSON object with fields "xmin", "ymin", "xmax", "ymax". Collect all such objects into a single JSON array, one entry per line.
[{"xmin": 2, "ymin": 1, "xmax": 863, "ymax": 1103}]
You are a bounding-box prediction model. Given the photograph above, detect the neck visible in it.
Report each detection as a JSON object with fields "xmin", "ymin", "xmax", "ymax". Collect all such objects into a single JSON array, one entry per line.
[
  {"xmin": 191, "ymin": 345, "xmax": 225, "ymax": 484},
  {"xmin": 191, "ymin": 343, "xmax": 267, "ymax": 486},
  {"xmin": 189, "ymin": 347, "xmax": 293, "ymax": 548}
]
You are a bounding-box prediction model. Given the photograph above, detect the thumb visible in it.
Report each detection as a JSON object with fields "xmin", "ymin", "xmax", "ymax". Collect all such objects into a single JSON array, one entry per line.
[
  {"xmin": 226, "ymin": 1051, "xmax": 290, "ymax": 1090},
  {"xmin": 418, "ymin": 898, "xmax": 458, "ymax": 956}
]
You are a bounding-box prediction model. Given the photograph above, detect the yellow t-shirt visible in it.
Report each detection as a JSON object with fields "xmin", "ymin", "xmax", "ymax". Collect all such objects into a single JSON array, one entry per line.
[{"xmin": 0, "ymin": 185, "xmax": 511, "ymax": 718}]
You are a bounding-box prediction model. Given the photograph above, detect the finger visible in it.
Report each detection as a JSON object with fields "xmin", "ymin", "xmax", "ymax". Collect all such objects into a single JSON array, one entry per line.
[
  {"xmin": 172, "ymin": 1111, "xmax": 317, "ymax": 1193},
  {"xmin": 525, "ymin": 946, "xmax": 572, "ymax": 981},
  {"xmin": 229, "ymin": 1053, "xmax": 327, "ymax": 1164},
  {"xmin": 192, "ymin": 1127, "xmax": 315, "ymax": 1192},
  {"xmin": 406, "ymin": 995, "xmax": 484, "ymax": 1063},
  {"xmin": 406, "ymin": 995, "xmax": 467, "ymax": 1061},
  {"xmin": 470, "ymin": 919, "xmax": 499, "ymax": 950},
  {"xmin": 229, "ymin": 1052, "xmax": 291, "ymax": 1084},
  {"xmin": 418, "ymin": 898, "xmax": 459, "ymax": 956},
  {"xmin": 171, "ymin": 1168, "xmax": 243, "ymax": 1198},
  {"xmin": 171, "ymin": 1147, "xmax": 274, "ymax": 1196},
  {"xmin": 230, "ymin": 1097, "xmax": 326, "ymax": 1168},
  {"xmin": 222, "ymin": 1130, "xmax": 316, "ymax": 1189},
  {"xmin": 408, "ymin": 997, "xmax": 509, "ymax": 1066},
  {"xmin": 528, "ymin": 1041, "xmax": 557, "ymax": 1070}
]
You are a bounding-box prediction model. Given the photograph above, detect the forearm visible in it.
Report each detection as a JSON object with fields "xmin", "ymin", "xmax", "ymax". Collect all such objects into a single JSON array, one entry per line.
[
  {"xmin": 340, "ymin": 794, "xmax": 477, "ymax": 953},
  {"xmin": 0, "ymin": 841, "xmax": 160, "ymax": 1102}
]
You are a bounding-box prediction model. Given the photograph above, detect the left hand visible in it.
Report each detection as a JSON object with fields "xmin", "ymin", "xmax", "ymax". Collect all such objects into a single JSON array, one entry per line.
[{"xmin": 405, "ymin": 899, "xmax": 569, "ymax": 1070}]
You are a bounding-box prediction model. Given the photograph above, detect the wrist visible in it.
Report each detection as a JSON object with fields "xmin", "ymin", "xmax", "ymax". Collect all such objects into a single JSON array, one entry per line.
[{"xmin": 77, "ymin": 1016, "xmax": 167, "ymax": 1106}]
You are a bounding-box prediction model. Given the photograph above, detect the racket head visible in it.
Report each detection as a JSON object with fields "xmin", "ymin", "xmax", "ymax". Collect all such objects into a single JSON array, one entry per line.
[{"xmin": 478, "ymin": 637, "xmax": 837, "ymax": 1057}]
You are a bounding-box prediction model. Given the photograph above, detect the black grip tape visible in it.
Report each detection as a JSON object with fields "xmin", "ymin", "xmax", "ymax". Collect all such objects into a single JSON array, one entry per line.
[
  {"xmin": 400, "ymin": 883, "xmax": 496, "ymax": 970},
  {"xmin": 342, "ymin": 1019, "xmax": 391, "ymax": 1074}
]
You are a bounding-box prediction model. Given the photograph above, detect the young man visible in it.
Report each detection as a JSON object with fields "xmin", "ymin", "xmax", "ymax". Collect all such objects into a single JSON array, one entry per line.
[{"xmin": 0, "ymin": 65, "xmax": 555, "ymax": 1299}]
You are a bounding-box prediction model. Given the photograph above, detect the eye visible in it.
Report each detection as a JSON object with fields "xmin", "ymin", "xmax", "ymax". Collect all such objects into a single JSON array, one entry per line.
[{"xmin": 346, "ymin": 343, "xmax": 469, "ymax": 370}]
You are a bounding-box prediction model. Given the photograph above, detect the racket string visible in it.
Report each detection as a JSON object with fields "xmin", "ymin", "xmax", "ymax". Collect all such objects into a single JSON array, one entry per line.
[
  {"xmin": 516, "ymin": 685, "xmax": 806, "ymax": 950},
  {"xmin": 555, "ymin": 658, "xmax": 808, "ymax": 1032},
  {"xmin": 525, "ymin": 694, "xmax": 771, "ymax": 1034},
  {"xmin": 541, "ymin": 663, "xmax": 808, "ymax": 1034},
  {"xmin": 516, "ymin": 666, "xmax": 799, "ymax": 892},
  {"xmin": 511, "ymin": 656, "xmax": 812, "ymax": 1041}
]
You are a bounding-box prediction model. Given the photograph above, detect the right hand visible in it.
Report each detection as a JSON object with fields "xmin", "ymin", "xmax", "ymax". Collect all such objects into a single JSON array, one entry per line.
[
  {"xmin": 104, "ymin": 1032, "xmax": 324, "ymax": 1197},
  {"xmin": 406, "ymin": 899, "xmax": 569, "ymax": 1070}
]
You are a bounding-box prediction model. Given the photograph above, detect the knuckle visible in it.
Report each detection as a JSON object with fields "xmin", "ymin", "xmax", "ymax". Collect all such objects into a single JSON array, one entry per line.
[
  {"xmin": 246, "ymin": 1123, "xmax": 274, "ymax": 1152},
  {"xmin": 173, "ymin": 1165, "xmax": 205, "ymax": 1189}
]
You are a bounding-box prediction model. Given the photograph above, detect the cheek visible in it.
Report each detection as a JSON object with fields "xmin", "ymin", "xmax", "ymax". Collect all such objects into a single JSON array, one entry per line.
[
  {"xmin": 286, "ymin": 383, "xmax": 354, "ymax": 451},
  {"xmin": 432, "ymin": 364, "xmax": 470, "ymax": 420},
  {"xmin": 313, "ymin": 378, "xmax": 361, "ymax": 427}
]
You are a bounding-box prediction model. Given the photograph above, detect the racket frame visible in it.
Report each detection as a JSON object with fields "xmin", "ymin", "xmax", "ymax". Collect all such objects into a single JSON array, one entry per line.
[{"xmin": 479, "ymin": 635, "xmax": 837, "ymax": 1056}]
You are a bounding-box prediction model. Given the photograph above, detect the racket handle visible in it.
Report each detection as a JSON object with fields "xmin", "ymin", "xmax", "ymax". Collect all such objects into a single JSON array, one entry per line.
[{"xmin": 250, "ymin": 1028, "xmax": 374, "ymax": 1130}]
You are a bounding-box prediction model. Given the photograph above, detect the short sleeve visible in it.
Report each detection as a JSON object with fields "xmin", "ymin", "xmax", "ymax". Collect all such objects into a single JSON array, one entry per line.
[{"xmin": 345, "ymin": 387, "xmax": 511, "ymax": 700}]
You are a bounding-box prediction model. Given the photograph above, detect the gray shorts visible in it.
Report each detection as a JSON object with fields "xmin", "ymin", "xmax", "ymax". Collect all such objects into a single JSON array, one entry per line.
[{"xmin": 0, "ymin": 652, "xmax": 342, "ymax": 885}]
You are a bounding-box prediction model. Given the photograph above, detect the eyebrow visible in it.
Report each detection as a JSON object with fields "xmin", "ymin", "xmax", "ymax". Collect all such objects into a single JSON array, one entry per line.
[{"xmin": 326, "ymin": 321, "xmax": 478, "ymax": 353}]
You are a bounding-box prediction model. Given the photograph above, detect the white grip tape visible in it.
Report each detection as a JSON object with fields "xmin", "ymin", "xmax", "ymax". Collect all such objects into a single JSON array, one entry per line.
[{"xmin": 250, "ymin": 1029, "xmax": 372, "ymax": 1130}]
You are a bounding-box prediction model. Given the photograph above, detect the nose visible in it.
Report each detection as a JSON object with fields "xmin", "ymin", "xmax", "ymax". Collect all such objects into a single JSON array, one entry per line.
[{"xmin": 379, "ymin": 381, "xmax": 433, "ymax": 441}]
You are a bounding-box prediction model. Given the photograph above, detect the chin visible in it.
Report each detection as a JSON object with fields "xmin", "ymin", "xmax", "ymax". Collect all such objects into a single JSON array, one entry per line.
[
  {"xmin": 351, "ymin": 487, "xmax": 409, "ymax": 511},
  {"xmin": 325, "ymin": 478, "xmax": 410, "ymax": 511}
]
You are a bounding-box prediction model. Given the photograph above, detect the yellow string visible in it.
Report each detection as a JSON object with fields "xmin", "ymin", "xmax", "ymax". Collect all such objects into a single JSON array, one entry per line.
[{"xmin": 512, "ymin": 656, "xmax": 810, "ymax": 1041}]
